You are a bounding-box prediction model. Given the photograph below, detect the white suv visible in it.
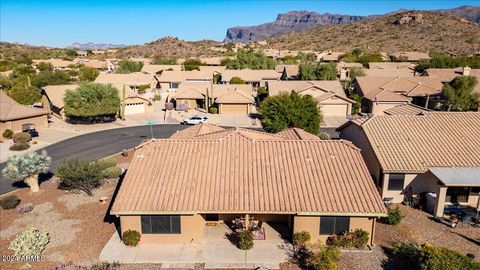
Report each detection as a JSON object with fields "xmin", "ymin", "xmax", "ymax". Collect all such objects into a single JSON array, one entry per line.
[{"xmin": 181, "ymin": 115, "xmax": 208, "ymax": 125}]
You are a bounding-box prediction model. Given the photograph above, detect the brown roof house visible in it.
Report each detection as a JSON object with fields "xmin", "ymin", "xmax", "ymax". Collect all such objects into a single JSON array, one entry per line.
[
  {"xmin": 267, "ymin": 80, "xmax": 355, "ymax": 127},
  {"xmin": 111, "ymin": 124, "xmax": 386, "ymax": 245},
  {"xmin": 1, "ymin": 91, "xmax": 49, "ymax": 134},
  {"xmin": 156, "ymin": 70, "xmax": 215, "ymax": 91},
  {"xmin": 220, "ymin": 69, "xmax": 280, "ymax": 88},
  {"xmin": 141, "ymin": 64, "xmax": 182, "ymax": 75},
  {"xmin": 422, "ymin": 67, "xmax": 480, "ymax": 82},
  {"xmin": 32, "ymin": 58, "xmax": 75, "ymax": 70},
  {"xmin": 354, "ymin": 76, "xmax": 444, "ymax": 115},
  {"xmin": 337, "ymin": 112, "xmax": 480, "ymax": 217},
  {"xmin": 94, "ymin": 72, "xmax": 158, "ymax": 93},
  {"xmin": 169, "ymin": 82, "xmax": 254, "ymax": 114},
  {"xmin": 42, "ymin": 84, "xmax": 153, "ymax": 118}
]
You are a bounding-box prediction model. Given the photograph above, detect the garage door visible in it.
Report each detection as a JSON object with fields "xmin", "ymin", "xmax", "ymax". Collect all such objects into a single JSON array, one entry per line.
[
  {"xmin": 125, "ymin": 103, "xmax": 146, "ymax": 115},
  {"xmin": 221, "ymin": 104, "xmax": 248, "ymax": 114},
  {"xmin": 321, "ymin": 104, "xmax": 347, "ymax": 116}
]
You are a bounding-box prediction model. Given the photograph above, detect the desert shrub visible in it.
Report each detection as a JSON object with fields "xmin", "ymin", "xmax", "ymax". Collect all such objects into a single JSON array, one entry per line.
[
  {"xmin": 393, "ymin": 242, "xmax": 480, "ymax": 270},
  {"xmin": 318, "ymin": 132, "xmax": 330, "ymax": 140},
  {"xmin": 122, "ymin": 230, "xmax": 141, "ymax": 247},
  {"xmin": 293, "ymin": 231, "xmax": 311, "ymax": 247},
  {"xmin": 237, "ymin": 230, "xmax": 254, "ymax": 250},
  {"xmin": 102, "ymin": 166, "xmax": 122, "ymax": 179},
  {"xmin": 9, "ymin": 227, "xmax": 50, "ymax": 257},
  {"xmin": 97, "ymin": 158, "xmax": 117, "ymax": 171},
  {"xmin": 56, "ymin": 158, "xmax": 103, "ymax": 196},
  {"xmin": 12, "ymin": 132, "xmax": 31, "ymax": 143},
  {"xmin": 9, "ymin": 142, "xmax": 30, "ymax": 151},
  {"xmin": 305, "ymin": 245, "xmax": 340, "ymax": 270},
  {"xmin": 326, "ymin": 229, "xmax": 369, "ymax": 249},
  {"xmin": 385, "ymin": 206, "xmax": 403, "ymax": 225},
  {"xmin": 2, "ymin": 129, "xmax": 13, "ymax": 139},
  {"xmin": 152, "ymin": 94, "xmax": 162, "ymax": 101},
  {"xmin": 229, "ymin": 76, "xmax": 246, "ymax": 84},
  {"xmin": 89, "ymin": 262, "xmax": 120, "ymax": 270},
  {"xmin": 209, "ymin": 107, "xmax": 218, "ymax": 114},
  {"xmin": 0, "ymin": 195, "xmax": 20, "ymax": 209}
]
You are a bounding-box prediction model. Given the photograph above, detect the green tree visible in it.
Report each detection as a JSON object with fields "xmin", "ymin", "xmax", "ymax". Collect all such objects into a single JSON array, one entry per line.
[
  {"xmin": 260, "ymin": 91, "xmax": 321, "ymax": 134},
  {"xmin": 86, "ymin": 49, "xmax": 93, "ymax": 56},
  {"xmin": 2, "ymin": 152, "xmax": 51, "ymax": 192},
  {"xmin": 282, "ymin": 55, "xmax": 298, "ymax": 64},
  {"xmin": 350, "ymin": 93, "xmax": 362, "ymax": 115},
  {"xmin": 297, "ymin": 52, "xmax": 317, "ymax": 63},
  {"xmin": 443, "ymin": 76, "xmax": 479, "ymax": 111},
  {"xmin": 64, "ymin": 83, "xmax": 120, "ymax": 120},
  {"xmin": 229, "ymin": 76, "xmax": 246, "ymax": 84},
  {"xmin": 299, "ymin": 63, "xmax": 337, "ymax": 80},
  {"xmin": 116, "ymin": 60, "xmax": 143, "ymax": 74},
  {"xmin": 13, "ymin": 64, "xmax": 35, "ymax": 77},
  {"xmin": 8, "ymin": 84, "xmax": 42, "ymax": 105},
  {"xmin": 36, "ymin": 62, "xmax": 53, "ymax": 72},
  {"xmin": 78, "ymin": 66, "xmax": 100, "ymax": 81},
  {"xmin": 65, "ymin": 49, "xmax": 78, "ymax": 58},
  {"xmin": 183, "ymin": 58, "xmax": 203, "ymax": 71},
  {"xmin": 30, "ymin": 70, "xmax": 71, "ymax": 88},
  {"xmin": 0, "ymin": 60, "xmax": 16, "ymax": 72},
  {"xmin": 225, "ymin": 49, "xmax": 276, "ymax": 70}
]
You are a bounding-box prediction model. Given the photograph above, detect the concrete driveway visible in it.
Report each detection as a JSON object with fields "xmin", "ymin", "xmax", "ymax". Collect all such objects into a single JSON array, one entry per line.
[{"xmin": 99, "ymin": 223, "xmax": 291, "ymax": 269}]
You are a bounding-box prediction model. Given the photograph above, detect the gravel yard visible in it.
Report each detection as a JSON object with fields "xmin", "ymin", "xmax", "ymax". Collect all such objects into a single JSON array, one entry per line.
[{"xmin": 0, "ymin": 179, "xmax": 118, "ymax": 270}]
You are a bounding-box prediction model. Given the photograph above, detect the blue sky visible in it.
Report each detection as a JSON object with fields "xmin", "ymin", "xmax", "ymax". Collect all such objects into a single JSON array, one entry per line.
[{"xmin": 1, "ymin": 0, "xmax": 478, "ymax": 48}]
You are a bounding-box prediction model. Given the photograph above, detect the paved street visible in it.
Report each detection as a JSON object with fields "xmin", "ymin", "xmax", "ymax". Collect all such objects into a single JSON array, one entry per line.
[{"xmin": 0, "ymin": 124, "xmax": 187, "ymax": 195}]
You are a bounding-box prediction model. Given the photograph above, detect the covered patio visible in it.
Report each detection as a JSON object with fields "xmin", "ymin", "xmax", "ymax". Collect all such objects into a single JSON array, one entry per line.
[
  {"xmin": 430, "ymin": 167, "xmax": 480, "ymax": 219},
  {"xmin": 99, "ymin": 221, "xmax": 291, "ymax": 269}
]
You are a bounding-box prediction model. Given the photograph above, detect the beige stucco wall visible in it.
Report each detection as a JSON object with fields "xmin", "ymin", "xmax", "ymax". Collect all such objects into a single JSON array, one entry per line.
[
  {"xmin": 120, "ymin": 214, "xmax": 206, "ymax": 244},
  {"xmin": 0, "ymin": 115, "xmax": 48, "ymax": 134},
  {"xmin": 176, "ymin": 98, "xmax": 198, "ymax": 109},
  {"xmin": 218, "ymin": 103, "xmax": 251, "ymax": 115},
  {"xmin": 371, "ymin": 101, "xmax": 408, "ymax": 115},
  {"xmin": 382, "ymin": 172, "xmax": 441, "ymax": 203},
  {"xmin": 339, "ymin": 124, "xmax": 382, "ymax": 187},
  {"xmin": 293, "ymin": 216, "xmax": 375, "ymax": 245}
]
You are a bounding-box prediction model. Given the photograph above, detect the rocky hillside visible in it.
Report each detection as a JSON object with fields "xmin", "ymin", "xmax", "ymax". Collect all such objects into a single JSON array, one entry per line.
[
  {"xmin": 115, "ymin": 36, "xmax": 222, "ymax": 58},
  {"xmin": 225, "ymin": 6, "xmax": 480, "ymax": 43},
  {"xmin": 225, "ymin": 11, "xmax": 369, "ymax": 43},
  {"xmin": 264, "ymin": 11, "xmax": 480, "ymax": 55}
]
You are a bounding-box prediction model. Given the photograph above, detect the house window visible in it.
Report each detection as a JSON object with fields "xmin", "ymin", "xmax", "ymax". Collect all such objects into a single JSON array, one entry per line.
[
  {"xmin": 171, "ymin": 82, "xmax": 180, "ymax": 89},
  {"xmin": 319, "ymin": 216, "xmax": 350, "ymax": 235},
  {"xmin": 446, "ymin": 187, "xmax": 469, "ymax": 203},
  {"xmin": 141, "ymin": 215, "xmax": 181, "ymax": 234},
  {"xmin": 470, "ymin": 187, "xmax": 480, "ymax": 194},
  {"xmin": 388, "ymin": 174, "xmax": 405, "ymax": 191}
]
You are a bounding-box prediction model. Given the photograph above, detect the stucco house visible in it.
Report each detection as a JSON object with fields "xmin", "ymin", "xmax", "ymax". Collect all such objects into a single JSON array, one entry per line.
[
  {"xmin": 267, "ymin": 80, "xmax": 355, "ymax": 127},
  {"xmin": 0, "ymin": 91, "xmax": 49, "ymax": 134},
  {"xmin": 156, "ymin": 70, "xmax": 214, "ymax": 91},
  {"xmin": 220, "ymin": 69, "xmax": 280, "ymax": 88},
  {"xmin": 94, "ymin": 72, "xmax": 158, "ymax": 93},
  {"xmin": 354, "ymin": 76, "xmax": 444, "ymax": 115},
  {"xmin": 111, "ymin": 124, "xmax": 386, "ymax": 245},
  {"xmin": 337, "ymin": 112, "xmax": 480, "ymax": 217},
  {"xmin": 32, "ymin": 58, "xmax": 75, "ymax": 71}
]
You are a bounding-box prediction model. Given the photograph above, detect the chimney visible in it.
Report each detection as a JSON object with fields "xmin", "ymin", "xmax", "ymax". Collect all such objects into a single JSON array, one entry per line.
[
  {"xmin": 340, "ymin": 68, "xmax": 347, "ymax": 80},
  {"xmin": 463, "ymin": 66, "xmax": 471, "ymax": 76}
]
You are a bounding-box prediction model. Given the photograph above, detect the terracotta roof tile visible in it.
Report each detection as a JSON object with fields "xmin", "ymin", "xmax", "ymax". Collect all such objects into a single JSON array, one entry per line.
[{"xmin": 0, "ymin": 91, "xmax": 48, "ymax": 121}]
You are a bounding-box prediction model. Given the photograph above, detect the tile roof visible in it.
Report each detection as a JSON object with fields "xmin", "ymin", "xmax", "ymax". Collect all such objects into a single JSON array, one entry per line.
[
  {"xmin": 42, "ymin": 84, "xmax": 79, "ymax": 109},
  {"xmin": 0, "ymin": 91, "xmax": 48, "ymax": 121},
  {"xmin": 267, "ymin": 80, "xmax": 347, "ymax": 98},
  {"xmin": 94, "ymin": 72, "xmax": 154, "ymax": 86},
  {"xmin": 384, "ymin": 104, "xmax": 431, "ymax": 115},
  {"xmin": 336, "ymin": 62, "xmax": 363, "ymax": 71},
  {"xmin": 343, "ymin": 112, "xmax": 480, "ymax": 173},
  {"xmin": 171, "ymin": 82, "xmax": 253, "ymax": 101},
  {"xmin": 141, "ymin": 64, "xmax": 182, "ymax": 74},
  {"xmin": 169, "ymin": 124, "xmax": 226, "ymax": 139},
  {"xmin": 277, "ymin": 128, "xmax": 321, "ymax": 140},
  {"xmin": 221, "ymin": 69, "xmax": 281, "ymax": 82},
  {"xmin": 156, "ymin": 70, "xmax": 213, "ymax": 82},
  {"xmin": 215, "ymin": 90, "xmax": 254, "ymax": 104},
  {"xmin": 424, "ymin": 68, "xmax": 480, "ymax": 82},
  {"xmin": 111, "ymin": 126, "xmax": 386, "ymax": 216},
  {"xmin": 368, "ymin": 62, "xmax": 414, "ymax": 70},
  {"xmin": 392, "ymin": 52, "xmax": 430, "ymax": 61},
  {"xmin": 275, "ymin": 64, "xmax": 299, "ymax": 78},
  {"xmin": 32, "ymin": 58, "xmax": 74, "ymax": 68},
  {"xmin": 362, "ymin": 69, "xmax": 415, "ymax": 77}
]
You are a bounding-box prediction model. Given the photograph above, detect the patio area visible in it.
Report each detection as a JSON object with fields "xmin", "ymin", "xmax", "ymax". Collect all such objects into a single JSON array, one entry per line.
[{"xmin": 99, "ymin": 222, "xmax": 292, "ymax": 269}]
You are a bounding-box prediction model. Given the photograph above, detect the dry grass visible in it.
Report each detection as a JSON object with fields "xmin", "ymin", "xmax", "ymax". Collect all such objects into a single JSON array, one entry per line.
[{"xmin": 266, "ymin": 11, "xmax": 480, "ymax": 55}]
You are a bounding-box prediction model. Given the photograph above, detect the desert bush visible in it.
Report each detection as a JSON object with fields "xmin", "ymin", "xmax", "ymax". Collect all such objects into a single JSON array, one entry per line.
[
  {"xmin": 293, "ymin": 231, "xmax": 311, "ymax": 247},
  {"xmin": 318, "ymin": 132, "xmax": 330, "ymax": 140},
  {"xmin": 9, "ymin": 142, "xmax": 30, "ymax": 151},
  {"xmin": 2, "ymin": 129, "xmax": 13, "ymax": 139},
  {"xmin": 122, "ymin": 230, "xmax": 141, "ymax": 247},
  {"xmin": 102, "ymin": 166, "xmax": 122, "ymax": 179},
  {"xmin": 237, "ymin": 230, "xmax": 254, "ymax": 250},
  {"xmin": 305, "ymin": 245, "xmax": 340, "ymax": 270},
  {"xmin": 326, "ymin": 229, "xmax": 369, "ymax": 249},
  {"xmin": 12, "ymin": 132, "xmax": 31, "ymax": 143},
  {"xmin": 152, "ymin": 94, "xmax": 162, "ymax": 101},
  {"xmin": 385, "ymin": 206, "xmax": 403, "ymax": 225},
  {"xmin": 0, "ymin": 195, "xmax": 20, "ymax": 209},
  {"xmin": 209, "ymin": 107, "xmax": 218, "ymax": 114},
  {"xmin": 97, "ymin": 158, "xmax": 117, "ymax": 171},
  {"xmin": 393, "ymin": 242, "xmax": 480, "ymax": 270},
  {"xmin": 89, "ymin": 262, "xmax": 120, "ymax": 270},
  {"xmin": 9, "ymin": 227, "xmax": 50, "ymax": 257},
  {"xmin": 56, "ymin": 158, "xmax": 103, "ymax": 196}
]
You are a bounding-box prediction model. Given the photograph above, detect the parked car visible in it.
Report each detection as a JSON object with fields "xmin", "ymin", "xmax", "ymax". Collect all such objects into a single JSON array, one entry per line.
[
  {"xmin": 21, "ymin": 123, "xmax": 39, "ymax": 138},
  {"xmin": 181, "ymin": 115, "xmax": 208, "ymax": 125}
]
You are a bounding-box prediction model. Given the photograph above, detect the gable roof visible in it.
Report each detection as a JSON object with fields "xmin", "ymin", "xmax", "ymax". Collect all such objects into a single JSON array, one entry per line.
[
  {"xmin": 156, "ymin": 70, "xmax": 214, "ymax": 82},
  {"xmin": 277, "ymin": 128, "xmax": 321, "ymax": 140},
  {"xmin": 32, "ymin": 58, "xmax": 74, "ymax": 68},
  {"xmin": 392, "ymin": 52, "xmax": 430, "ymax": 61},
  {"xmin": 141, "ymin": 64, "xmax": 182, "ymax": 74},
  {"xmin": 42, "ymin": 84, "xmax": 80, "ymax": 109},
  {"xmin": 342, "ymin": 112, "xmax": 480, "ymax": 173},
  {"xmin": 111, "ymin": 126, "xmax": 386, "ymax": 216},
  {"xmin": 322, "ymin": 51, "xmax": 345, "ymax": 61},
  {"xmin": 362, "ymin": 69, "xmax": 415, "ymax": 77},
  {"xmin": 384, "ymin": 104, "xmax": 431, "ymax": 115},
  {"xmin": 0, "ymin": 91, "xmax": 48, "ymax": 121},
  {"xmin": 221, "ymin": 69, "xmax": 280, "ymax": 82},
  {"xmin": 94, "ymin": 72, "xmax": 154, "ymax": 86},
  {"xmin": 215, "ymin": 90, "xmax": 254, "ymax": 104},
  {"xmin": 368, "ymin": 62, "xmax": 414, "ymax": 70},
  {"xmin": 424, "ymin": 68, "xmax": 480, "ymax": 82}
]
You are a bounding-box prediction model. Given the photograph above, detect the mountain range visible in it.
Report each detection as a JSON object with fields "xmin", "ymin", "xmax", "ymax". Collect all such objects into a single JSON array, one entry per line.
[
  {"xmin": 66, "ymin": 42, "xmax": 126, "ymax": 50},
  {"xmin": 224, "ymin": 6, "xmax": 480, "ymax": 43}
]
